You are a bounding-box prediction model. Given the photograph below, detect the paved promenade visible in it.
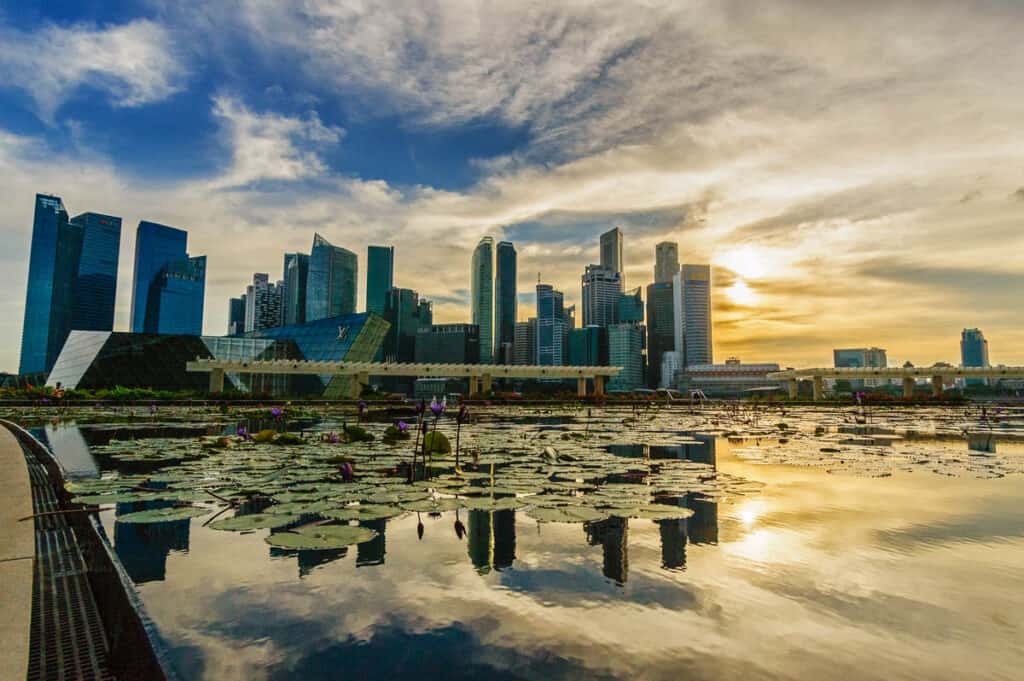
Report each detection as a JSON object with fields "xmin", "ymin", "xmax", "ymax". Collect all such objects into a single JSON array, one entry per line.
[{"xmin": 0, "ymin": 425, "xmax": 33, "ymax": 681}]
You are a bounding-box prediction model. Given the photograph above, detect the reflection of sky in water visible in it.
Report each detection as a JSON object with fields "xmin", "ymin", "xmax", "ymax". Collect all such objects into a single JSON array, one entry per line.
[
  {"xmin": 38, "ymin": 422, "xmax": 99, "ymax": 478},
  {"xmin": 76, "ymin": 432, "xmax": 1024, "ymax": 681}
]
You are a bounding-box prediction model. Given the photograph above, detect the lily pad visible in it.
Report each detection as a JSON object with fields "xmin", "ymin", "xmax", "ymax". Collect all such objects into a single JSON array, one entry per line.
[
  {"xmin": 526, "ymin": 506, "xmax": 608, "ymax": 523},
  {"xmin": 208, "ymin": 513, "xmax": 301, "ymax": 531},
  {"xmin": 116, "ymin": 506, "xmax": 208, "ymax": 524},
  {"xmin": 265, "ymin": 524, "xmax": 377, "ymax": 549}
]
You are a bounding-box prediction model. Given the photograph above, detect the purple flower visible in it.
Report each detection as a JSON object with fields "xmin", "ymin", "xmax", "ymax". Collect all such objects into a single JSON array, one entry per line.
[
  {"xmin": 236, "ymin": 426, "xmax": 251, "ymax": 440},
  {"xmin": 270, "ymin": 407, "xmax": 284, "ymax": 420},
  {"xmin": 430, "ymin": 397, "xmax": 446, "ymax": 417},
  {"xmin": 327, "ymin": 432, "xmax": 341, "ymax": 444},
  {"xmin": 415, "ymin": 400, "xmax": 426, "ymax": 415},
  {"xmin": 358, "ymin": 401, "xmax": 367, "ymax": 415},
  {"xmin": 339, "ymin": 462, "xmax": 354, "ymax": 482},
  {"xmin": 397, "ymin": 420, "xmax": 409, "ymax": 433}
]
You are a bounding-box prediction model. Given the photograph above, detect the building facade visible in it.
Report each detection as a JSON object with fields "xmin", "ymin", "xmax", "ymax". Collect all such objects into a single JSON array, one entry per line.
[
  {"xmin": 471, "ymin": 236, "xmax": 495, "ymax": 363},
  {"xmin": 415, "ymin": 324, "xmax": 481, "ymax": 364},
  {"xmin": 20, "ymin": 194, "xmax": 122, "ymax": 374},
  {"xmin": 243, "ymin": 273, "xmax": 284, "ymax": 333},
  {"xmin": 582, "ymin": 264, "xmax": 622, "ymax": 327},
  {"xmin": 607, "ymin": 323, "xmax": 645, "ymax": 391},
  {"xmin": 513, "ymin": 319, "xmax": 537, "ymax": 365},
  {"xmin": 569, "ymin": 326, "xmax": 608, "ymax": 366},
  {"xmin": 366, "ymin": 245, "xmax": 395, "ymax": 316},
  {"xmin": 646, "ymin": 281, "xmax": 675, "ymax": 388},
  {"xmin": 383, "ymin": 287, "xmax": 423, "ymax": 363},
  {"xmin": 227, "ymin": 297, "xmax": 246, "ymax": 336},
  {"xmin": 654, "ymin": 241, "xmax": 679, "ymax": 284},
  {"xmin": 306, "ymin": 233, "xmax": 358, "ymax": 322},
  {"xmin": 960, "ymin": 328, "xmax": 990, "ymax": 386},
  {"xmin": 600, "ymin": 227, "xmax": 624, "ymax": 284},
  {"xmin": 833, "ymin": 347, "xmax": 888, "ymax": 389},
  {"xmin": 674, "ymin": 265, "xmax": 713, "ymax": 367},
  {"xmin": 676, "ymin": 359, "xmax": 782, "ymax": 397},
  {"xmin": 282, "ymin": 252, "xmax": 309, "ymax": 326},
  {"xmin": 494, "ymin": 241, "xmax": 517, "ymax": 364},
  {"xmin": 536, "ymin": 284, "xmax": 566, "ymax": 366},
  {"xmin": 145, "ymin": 255, "xmax": 206, "ymax": 335}
]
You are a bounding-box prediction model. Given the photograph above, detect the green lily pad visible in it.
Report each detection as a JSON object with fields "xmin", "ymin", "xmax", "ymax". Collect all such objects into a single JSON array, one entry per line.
[
  {"xmin": 116, "ymin": 506, "xmax": 208, "ymax": 524},
  {"xmin": 624, "ymin": 505, "xmax": 696, "ymax": 520},
  {"xmin": 208, "ymin": 513, "xmax": 301, "ymax": 531},
  {"xmin": 400, "ymin": 498, "xmax": 463, "ymax": 512},
  {"xmin": 525, "ymin": 506, "xmax": 608, "ymax": 523},
  {"xmin": 265, "ymin": 524, "xmax": 377, "ymax": 549}
]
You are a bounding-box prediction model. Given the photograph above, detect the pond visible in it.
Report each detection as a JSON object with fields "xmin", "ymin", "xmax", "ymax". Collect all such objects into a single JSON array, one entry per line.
[{"xmin": 22, "ymin": 404, "xmax": 1024, "ymax": 681}]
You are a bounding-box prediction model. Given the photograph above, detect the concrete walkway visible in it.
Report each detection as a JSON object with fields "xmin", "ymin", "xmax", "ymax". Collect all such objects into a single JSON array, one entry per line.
[{"xmin": 0, "ymin": 425, "xmax": 33, "ymax": 681}]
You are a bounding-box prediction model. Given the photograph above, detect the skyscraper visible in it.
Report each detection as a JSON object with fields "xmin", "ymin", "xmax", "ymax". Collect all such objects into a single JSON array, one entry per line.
[
  {"xmin": 582, "ymin": 264, "xmax": 622, "ymax": 327},
  {"xmin": 383, "ymin": 287, "xmax": 422, "ymax": 363},
  {"xmin": 961, "ymin": 328, "xmax": 990, "ymax": 387},
  {"xmin": 471, "ymin": 237, "xmax": 495, "ymax": 363},
  {"xmin": 617, "ymin": 287, "xmax": 644, "ymax": 324},
  {"xmin": 646, "ymin": 281, "xmax": 675, "ymax": 388},
  {"xmin": 513, "ymin": 319, "xmax": 537, "ymax": 365},
  {"xmin": 673, "ymin": 265, "xmax": 713, "ymax": 366},
  {"xmin": 417, "ymin": 299, "xmax": 434, "ymax": 330},
  {"xmin": 607, "ymin": 323, "xmax": 645, "ymax": 390},
  {"xmin": 131, "ymin": 221, "xmax": 186, "ymax": 332},
  {"xmin": 20, "ymin": 195, "xmax": 122, "ymax": 374},
  {"xmin": 146, "ymin": 255, "xmax": 206, "ymax": 335},
  {"xmin": 536, "ymin": 284, "xmax": 566, "ymax": 366},
  {"xmin": 600, "ymin": 227, "xmax": 624, "ymax": 284},
  {"xmin": 654, "ymin": 241, "xmax": 679, "ymax": 283},
  {"xmin": 244, "ymin": 273, "xmax": 284, "ymax": 332},
  {"xmin": 306, "ymin": 233, "xmax": 358, "ymax": 322},
  {"xmin": 494, "ymin": 241, "xmax": 517, "ymax": 364},
  {"xmin": 568, "ymin": 326, "xmax": 608, "ymax": 366},
  {"xmin": 282, "ymin": 252, "xmax": 309, "ymax": 326},
  {"xmin": 228, "ymin": 297, "xmax": 246, "ymax": 336},
  {"xmin": 416, "ymin": 324, "xmax": 481, "ymax": 364},
  {"xmin": 366, "ymin": 245, "xmax": 395, "ymax": 316},
  {"xmin": 833, "ymin": 347, "xmax": 887, "ymax": 389}
]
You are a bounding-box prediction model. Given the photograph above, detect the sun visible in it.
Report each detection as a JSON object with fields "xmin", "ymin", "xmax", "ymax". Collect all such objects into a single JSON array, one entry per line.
[{"xmin": 725, "ymin": 280, "xmax": 757, "ymax": 306}]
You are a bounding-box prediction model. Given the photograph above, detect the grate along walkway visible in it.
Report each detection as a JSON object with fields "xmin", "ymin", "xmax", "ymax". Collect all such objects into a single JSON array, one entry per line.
[{"xmin": 21, "ymin": 441, "xmax": 115, "ymax": 681}]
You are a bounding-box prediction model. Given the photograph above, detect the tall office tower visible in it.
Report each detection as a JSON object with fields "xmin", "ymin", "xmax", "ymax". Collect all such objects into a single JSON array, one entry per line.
[
  {"xmin": 244, "ymin": 273, "xmax": 284, "ymax": 332},
  {"xmin": 383, "ymin": 287, "xmax": 422, "ymax": 363},
  {"xmin": 600, "ymin": 226, "xmax": 624, "ymax": 284},
  {"xmin": 146, "ymin": 255, "xmax": 206, "ymax": 335},
  {"xmin": 673, "ymin": 264, "xmax": 713, "ymax": 367},
  {"xmin": 833, "ymin": 347, "xmax": 888, "ymax": 389},
  {"xmin": 306, "ymin": 233, "xmax": 358, "ymax": 322},
  {"xmin": 471, "ymin": 236, "xmax": 495, "ymax": 363},
  {"xmin": 513, "ymin": 319, "xmax": 537, "ymax": 365},
  {"xmin": 20, "ymin": 194, "xmax": 122, "ymax": 374},
  {"xmin": 608, "ymin": 323, "xmax": 645, "ymax": 390},
  {"xmin": 536, "ymin": 284, "xmax": 566, "ymax": 366},
  {"xmin": 654, "ymin": 241, "xmax": 679, "ymax": 283},
  {"xmin": 417, "ymin": 299, "xmax": 434, "ymax": 330},
  {"xmin": 582, "ymin": 264, "xmax": 622, "ymax": 327},
  {"xmin": 228, "ymin": 297, "xmax": 246, "ymax": 335},
  {"xmin": 960, "ymin": 328, "xmax": 991, "ymax": 386},
  {"xmin": 415, "ymin": 324, "xmax": 481, "ymax": 364},
  {"xmin": 494, "ymin": 241, "xmax": 517, "ymax": 364},
  {"xmin": 568, "ymin": 326, "xmax": 608, "ymax": 366},
  {"xmin": 366, "ymin": 245, "xmax": 395, "ymax": 316},
  {"xmin": 617, "ymin": 287, "xmax": 644, "ymax": 324},
  {"xmin": 282, "ymin": 252, "xmax": 309, "ymax": 326},
  {"xmin": 646, "ymin": 281, "xmax": 675, "ymax": 387}
]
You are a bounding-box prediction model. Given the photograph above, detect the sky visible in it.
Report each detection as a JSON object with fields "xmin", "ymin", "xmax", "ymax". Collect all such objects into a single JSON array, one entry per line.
[{"xmin": 1, "ymin": 0, "xmax": 1023, "ymax": 373}]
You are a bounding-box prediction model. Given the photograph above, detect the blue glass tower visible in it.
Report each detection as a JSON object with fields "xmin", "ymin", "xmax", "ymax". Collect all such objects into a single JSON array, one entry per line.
[
  {"xmin": 283, "ymin": 252, "xmax": 310, "ymax": 326},
  {"xmin": 536, "ymin": 283, "xmax": 565, "ymax": 366},
  {"xmin": 130, "ymin": 221, "xmax": 206, "ymax": 334},
  {"xmin": 19, "ymin": 194, "xmax": 122, "ymax": 375},
  {"xmin": 306, "ymin": 233, "xmax": 358, "ymax": 322},
  {"xmin": 495, "ymin": 241, "xmax": 517, "ymax": 364},
  {"xmin": 366, "ymin": 245, "xmax": 394, "ymax": 316}
]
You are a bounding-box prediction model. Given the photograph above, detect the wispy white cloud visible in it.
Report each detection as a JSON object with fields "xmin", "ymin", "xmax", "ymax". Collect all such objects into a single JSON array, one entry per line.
[{"xmin": 0, "ymin": 19, "xmax": 186, "ymax": 120}]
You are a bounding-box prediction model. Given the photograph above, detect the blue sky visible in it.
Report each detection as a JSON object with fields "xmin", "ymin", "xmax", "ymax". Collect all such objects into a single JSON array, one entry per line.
[{"xmin": 2, "ymin": 0, "xmax": 1024, "ymax": 371}]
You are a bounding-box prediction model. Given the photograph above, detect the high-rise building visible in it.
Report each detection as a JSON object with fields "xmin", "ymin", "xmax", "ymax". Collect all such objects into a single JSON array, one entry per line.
[
  {"xmin": 600, "ymin": 227, "xmax": 624, "ymax": 284},
  {"xmin": 608, "ymin": 323, "xmax": 645, "ymax": 391},
  {"xmin": 228, "ymin": 297, "xmax": 246, "ymax": 336},
  {"xmin": 582, "ymin": 264, "xmax": 622, "ymax": 327},
  {"xmin": 383, "ymin": 287, "xmax": 422, "ymax": 363},
  {"xmin": 20, "ymin": 195, "xmax": 122, "ymax": 374},
  {"xmin": 569, "ymin": 326, "xmax": 608, "ymax": 366},
  {"xmin": 243, "ymin": 273, "xmax": 284, "ymax": 332},
  {"xmin": 131, "ymin": 221, "xmax": 187, "ymax": 332},
  {"xmin": 654, "ymin": 241, "xmax": 679, "ymax": 284},
  {"xmin": 646, "ymin": 281, "xmax": 675, "ymax": 387},
  {"xmin": 833, "ymin": 347, "xmax": 888, "ymax": 389},
  {"xmin": 416, "ymin": 324, "xmax": 480, "ymax": 364},
  {"xmin": 673, "ymin": 265, "xmax": 712, "ymax": 367},
  {"xmin": 417, "ymin": 299, "xmax": 434, "ymax": 330},
  {"xmin": 145, "ymin": 255, "xmax": 206, "ymax": 335},
  {"xmin": 617, "ymin": 287, "xmax": 644, "ymax": 324},
  {"xmin": 366, "ymin": 245, "xmax": 395, "ymax": 316},
  {"xmin": 513, "ymin": 319, "xmax": 537, "ymax": 365},
  {"xmin": 961, "ymin": 328, "xmax": 990, "ymax": 386},
  {"xmin": 494, "ymin": 241, "xmax": 517, "ymax": 364},
  {"xmin": 660, "ymin": 351, "xmax": 681, "ymax": 389},
  {"xmin": 306, "ymin": 233, "xmax": 357, "ymax": 322},
  {"xmin": 536, "ymin": 284, "xmax": 565, "ymax": 366},
  {"xmin": 471, "ymin": 237, "xmax": 495, "ymax": 363},
  {"xmin": 282, "ymin": 252, "xmax": 309, "ymax": 326}
]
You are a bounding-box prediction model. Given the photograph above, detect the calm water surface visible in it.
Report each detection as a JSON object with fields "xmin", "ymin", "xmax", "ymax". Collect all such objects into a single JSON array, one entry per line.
[{"xmin": 37, "ymin": 413, "xmax": 1024, "ymax": 681}]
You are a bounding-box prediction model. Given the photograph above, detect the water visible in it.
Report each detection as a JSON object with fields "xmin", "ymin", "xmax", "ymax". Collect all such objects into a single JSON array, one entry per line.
[{"xmin": 31, "ymin": 406, "xmax": 1024, "ymax": 681}]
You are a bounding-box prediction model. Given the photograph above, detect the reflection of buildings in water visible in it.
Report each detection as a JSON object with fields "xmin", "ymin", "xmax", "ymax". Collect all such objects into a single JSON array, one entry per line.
[
  {"xmin": 686, "ymin": 495, "xmax": 719, "ymax": 545},
  {"xmin": 625, "ymin": 435, "xmax": 717, "ymax": 467},
  {"xmin": 659, "ymin": 518, "xmax": 687, "ymax": 570},
  {"xmin": 40, "ymin": 422, "xmax": 100, "ymax": 478},
  {"xmin": 114, "ymin": 518, "xmax": 190, "ymax": 584},
  {"xmin": 356, "ymin": 519, "xmax": 387, "ymax": 567},
  {"xmin": 585, "ymin": 517, "xmax": 629, "ymax": 585},
  {"xmin": 467, "ymin": 510, "xmax": 517, "ymax": 574},
  {"xmin": 268, "ymin": 547, "xmax": 349, "ymax": 577}
]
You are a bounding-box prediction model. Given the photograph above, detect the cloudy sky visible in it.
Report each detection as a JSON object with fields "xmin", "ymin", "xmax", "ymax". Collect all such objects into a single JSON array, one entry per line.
[{"xmin": 2, "ymin": 0, "xmax": 1023, "ymax": 372}]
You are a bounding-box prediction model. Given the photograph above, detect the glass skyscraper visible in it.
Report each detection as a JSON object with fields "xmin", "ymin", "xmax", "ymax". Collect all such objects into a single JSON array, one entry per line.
[
  {"xmin": 674, "ymin": 265, "xmax": 713, "ymax": 367},
  {"xmin": 960, "ymin": 328, "xmax": 990, "ymax": 387},
  {"xmin": 494, "ymin": 241, "xmax": 517, "ymax": 364},
  {"xmin": 582, "ymin": 264, "xmax": 622, "ymax": 327},
  {"xmin": 471, "ymin": 237, "xmax": 495, "ymax": 363},
  {"xmin": 536, "ymin": 283, "xmax": 565, "ymax": 366},
  {"xmin": 283, "ymin": 252, "xmax": 310, "ymax": 326},
  {"xmin": 600, "ymin": 227, "xmax": 624, "ymax": 284},
  {"xmin": 646, "ymin": 281, "xmax": 675, "ymax": 387},
  {"xmin": 608, "ymin": 323, "xmax": 645, "ymax": 391},
  {"xmin": 130, "ymin": 221, "xmax": 205, "ymax": 335},
  {"xmin": 383, "ymin": 287, "xmax": 422, "ymax": 363},
  {"xmin": 306, "ymin": 233, "xmax": 357, "ymax": 322},
  {"xmin": 366, "ymin": 245, "xmax": 394, "ymax": 316},
  {"xmin": 19, "ymin": 194, "xmax": 122, "ymax": 375}
]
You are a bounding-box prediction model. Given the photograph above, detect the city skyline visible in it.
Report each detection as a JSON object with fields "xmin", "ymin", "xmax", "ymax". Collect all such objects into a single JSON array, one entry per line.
[{"xmin": 2, "ymin": 2, "xmax": 1024, "ymax": 371}]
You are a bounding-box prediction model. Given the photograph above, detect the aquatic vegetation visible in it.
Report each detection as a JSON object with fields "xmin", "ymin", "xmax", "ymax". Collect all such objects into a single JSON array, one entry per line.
[{"xmin": 117, "ymin": 506, "xmax": 209, "ymax": 524}]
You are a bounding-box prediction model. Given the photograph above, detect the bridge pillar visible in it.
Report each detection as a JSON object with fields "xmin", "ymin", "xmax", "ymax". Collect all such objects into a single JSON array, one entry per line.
[
  {"xmin": 931, "ymin": 375, "xmax": 943, "ymax": 398},
  {"xmin": 351, "ymin": 372, "xmax": 369, "ymax": 399},
  {"xmin": 209, "ymin": 368, "xmax": 225, "ymax": 394},
  {"xmin": 482, "ymin": 374, "xmax": 493, "ymax": 395},
  {"xmin": 812, "ymin": 376, "xmax": 824, "ymax": 401},
  {"xmin": 903, "ymin": 377, "xmax": 916, "ymax": 399},
  {"xmin": 468, "ymin": 376, "xmax": 479, "ymax": 396},
  {"xmin": 787, "ymin": 378, "xmax": 798, "ymax": 400},
  {"xmin": 594, "ymin": 375, "xmax": 606, "ymax": 397},
  {"xmin": 577, "ymin": 377, "xmax": 587, "ymax": 397}
]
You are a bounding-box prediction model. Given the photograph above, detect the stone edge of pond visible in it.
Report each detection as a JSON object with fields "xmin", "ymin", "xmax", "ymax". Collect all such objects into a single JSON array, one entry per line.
[{"xmin": 0, "ymin": 423, "xmax": 32, "ymax": 681}]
